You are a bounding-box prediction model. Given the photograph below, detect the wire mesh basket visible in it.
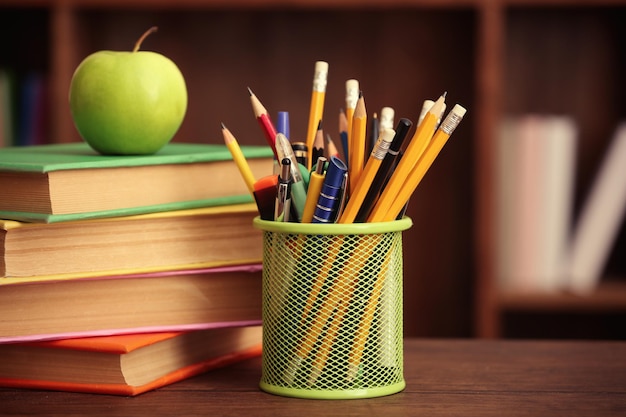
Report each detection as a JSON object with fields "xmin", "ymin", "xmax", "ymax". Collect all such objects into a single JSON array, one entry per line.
[{"xmin": 253, "ymin": 216, "xmax": 412, "ymax": 399}]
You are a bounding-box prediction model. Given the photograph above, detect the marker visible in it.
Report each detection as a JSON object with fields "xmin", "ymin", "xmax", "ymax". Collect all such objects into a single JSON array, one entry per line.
[{"xmin": 253, "ymin": 174, "xmax": 279, "ymax": 221}]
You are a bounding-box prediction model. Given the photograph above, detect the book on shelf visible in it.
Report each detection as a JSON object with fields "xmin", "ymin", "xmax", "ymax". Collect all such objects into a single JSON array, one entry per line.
[
  {"xmin": 564, "ymin": 122, "xmax": 626, "ymax": 294},
  {"xmin": 16, "ymin": 72, "xmax": 47, "ymax": 147},
  {"xmin": 0, "ymin": 324, "xmax": 262, "ymax": 396},
  {"xmin": 495, "ymin": 114, "xmax": 577, "ymax": 293},
  {"xmin": 0, "ymin": 69, "xmax": 16, "ymax": 148},
  {"xmin": 0, "ymin": 264, "xmax": 263, "ymax": 343},
  {"xmin": 0, "ymin": 141, "xmax": 273, "ymax": 223},
  {"xmin": 1, "ymin": 202, "xmax": 262, "ymax": 281}
]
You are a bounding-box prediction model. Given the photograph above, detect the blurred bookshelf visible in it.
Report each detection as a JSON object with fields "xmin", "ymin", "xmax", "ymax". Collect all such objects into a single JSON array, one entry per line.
[{"xmin": 0, "ymin": 0, "xmax": 625, "ymax": 339}]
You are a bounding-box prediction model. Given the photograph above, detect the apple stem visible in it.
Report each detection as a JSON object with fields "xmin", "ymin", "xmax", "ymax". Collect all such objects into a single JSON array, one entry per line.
[{"xmin": 133, "ymin": 26, "xmax": 158, "ymax": 53}]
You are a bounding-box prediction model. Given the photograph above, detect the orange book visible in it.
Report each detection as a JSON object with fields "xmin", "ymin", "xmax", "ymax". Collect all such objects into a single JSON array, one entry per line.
[{"xmin": 0, "ymin": 325, "xmax": 262, "ymax": 396}]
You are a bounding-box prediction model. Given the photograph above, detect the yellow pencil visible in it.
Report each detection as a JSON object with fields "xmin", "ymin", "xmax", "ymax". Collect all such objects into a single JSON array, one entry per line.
[
  {"xmin": 419, "ymin": 99, "xmax": 446, "ymax": 133},
  {"xmin": 345, "ymin": 105, "xmax": 464, "ymax": 376},
  {"xmin": 379, "ymin": 106, "xmax": 395, "ymax": 135},
  {"xmin": 418, "ymin": 99, "xmax": 434, "ymax": 125},
  {"xmin": 338, "ymin": 128, "xmax": 395, "ymax": 224},
  {"xmin": 301, "ymin": 157, "xmax": 327, "ymax": 223},
  {"xmin": 367, "ymin": 93, "xmax": 446, "ymax": 222},
  {"xmin": 346, "ymin": 247, "xmax": 391, "ymax": 381},
  {"xmin": 407, "ymin": 99, "xmax": 446, "ymax": 171},
  {"xmin": 305, "ymin": 61, "xmax": 329, "ymax": 169},
  {"xmin": 283, "ymin": 238, "xmax": 344, "ymax": 384},
  {"xmin": 284, "ymin": 280, "xmax": 343, "ymax": 384},
  {"xmin": 221, "ymin": 122, "xmax": 256, "ymax": 194},
  {"xmin": 348, "ymin": 93, "xmax": 367, "ymax": 194},
  {"xmin": 345, "ymin": 79, "xmax": 359, "ymax": 154},
  {"xmin": 307, "ymin": 275, "xmax": 354, "ymax": 386},
  {"xmin": 383, "ymin": 104, "xmax": 467, "ymax": 221},
  {"xmin": 298, "ymin": 236, "xmax": 342, "ymax": 327},
  {"xmin": 325, "ymin": 133, "xmax": 340, "ymax": 159},
  {"xmin": 293, "ymin": 231, "xmax": 383, "ymax": 385}
]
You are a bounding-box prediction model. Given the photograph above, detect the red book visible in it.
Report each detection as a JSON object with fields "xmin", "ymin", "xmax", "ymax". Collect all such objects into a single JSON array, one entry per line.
[{"xmin": 0, "ymin": 325, "xmax": 262, "ymax": 396}]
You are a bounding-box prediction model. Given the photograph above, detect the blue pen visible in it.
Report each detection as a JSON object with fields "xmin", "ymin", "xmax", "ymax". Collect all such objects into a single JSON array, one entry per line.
[
  {"xmin": 277, "ymin": 111, "xmax": 290, "ymax": 140},
  {"xmin": 312, "ymin": 156, "xmax": 348, "ymax": 223}
]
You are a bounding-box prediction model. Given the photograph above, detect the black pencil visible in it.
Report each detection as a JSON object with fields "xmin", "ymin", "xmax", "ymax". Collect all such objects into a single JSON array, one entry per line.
[
  {"xmin": 367, "ymin": 112, "xmax": 379, "ymax": 157},
  {"xmin": 311, "ymin": 120, "xmax": 325, "ymax": 167}
]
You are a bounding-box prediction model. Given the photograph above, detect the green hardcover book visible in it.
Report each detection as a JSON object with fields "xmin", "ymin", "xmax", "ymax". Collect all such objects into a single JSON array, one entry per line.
[{"xmin": 0, "ymin": 142, "xmax": 274, "ymax": 222}]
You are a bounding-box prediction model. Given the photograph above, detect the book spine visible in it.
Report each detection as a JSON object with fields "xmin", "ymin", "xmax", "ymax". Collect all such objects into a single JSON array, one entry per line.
[
  {"xmin": 497, "ymin": 115, "xmax": 577, "ymax": 293},
  {"xmin": 565, "ymin": 123, "xmax": 626, "ymax": 294}
]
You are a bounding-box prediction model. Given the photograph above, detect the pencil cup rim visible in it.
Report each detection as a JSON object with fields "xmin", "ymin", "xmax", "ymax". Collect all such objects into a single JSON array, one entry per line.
[{"xmin": 252, "ymin": 216, "xmax": 412, "ymax": 235}]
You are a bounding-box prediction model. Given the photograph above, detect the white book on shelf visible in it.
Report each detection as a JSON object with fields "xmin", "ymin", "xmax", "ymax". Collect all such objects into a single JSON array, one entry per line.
[
  {"xmin": 564, "ymin": 123, "xmax": 626, "ymax": 294},
  {"xmin": 497, "ymin": 115, "xmax": 577, "ymax": 293},
  {"xmin": 538, "ymin": 116, "xmax": 577, "ymax": 291},
  {"xmin": 510, "ymin": 115, "xmax": 545, "ymax": 292}
]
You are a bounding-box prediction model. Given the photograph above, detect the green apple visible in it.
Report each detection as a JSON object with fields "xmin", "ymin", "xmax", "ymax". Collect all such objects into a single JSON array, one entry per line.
[{"xmin": 69, "ymin": 27, "xmax": 187, "ymax": 155}]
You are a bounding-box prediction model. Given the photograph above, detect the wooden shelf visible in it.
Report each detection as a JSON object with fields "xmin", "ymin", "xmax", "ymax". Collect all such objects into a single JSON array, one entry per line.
[
  {"xmin": 3, "ymin": 0, "xmax": 482, "ymax": 9},
  {"xmin": 498, "ymin": 281, "xmax": 626, "ymax": 312},
  {"xmin": 478, "ymin": 4, "xmax": 626, "ymax": 338}
]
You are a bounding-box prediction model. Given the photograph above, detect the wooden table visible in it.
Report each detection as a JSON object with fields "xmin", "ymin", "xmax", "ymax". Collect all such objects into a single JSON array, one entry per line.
[{"xmin": 2, "ymin": 339, "xmax": 625, "ymax": 416}]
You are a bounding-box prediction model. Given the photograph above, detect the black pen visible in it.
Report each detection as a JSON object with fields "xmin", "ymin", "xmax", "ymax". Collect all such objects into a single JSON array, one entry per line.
[{"xmin": 275, "ymin": 158, "xmax": 292, "ymax": 222}]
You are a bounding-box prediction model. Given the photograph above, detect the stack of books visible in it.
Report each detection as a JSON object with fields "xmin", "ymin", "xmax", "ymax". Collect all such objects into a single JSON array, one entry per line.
[{"xmin": 0, "ymin": 142, "xmax": 274, "ymax": 395}]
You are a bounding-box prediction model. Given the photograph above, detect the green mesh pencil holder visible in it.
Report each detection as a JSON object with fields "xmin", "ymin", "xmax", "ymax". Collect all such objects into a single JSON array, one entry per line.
[{"xmin": 253, "ymin": 216, "xmax": 412, "ymax": 399}]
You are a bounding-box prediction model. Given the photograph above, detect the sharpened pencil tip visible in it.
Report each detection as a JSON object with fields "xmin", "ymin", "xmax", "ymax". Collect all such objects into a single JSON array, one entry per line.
[
  {"xmin": 247, "ymin": 86, "xmax": 254, "ymax": 96},
  {"xmin": 443, "ymin": 91, "xmax": 448, "ymax": 98},
  {"xmin": 220, "ymin": 122, "xmax": 226, "ymax": 129}
]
